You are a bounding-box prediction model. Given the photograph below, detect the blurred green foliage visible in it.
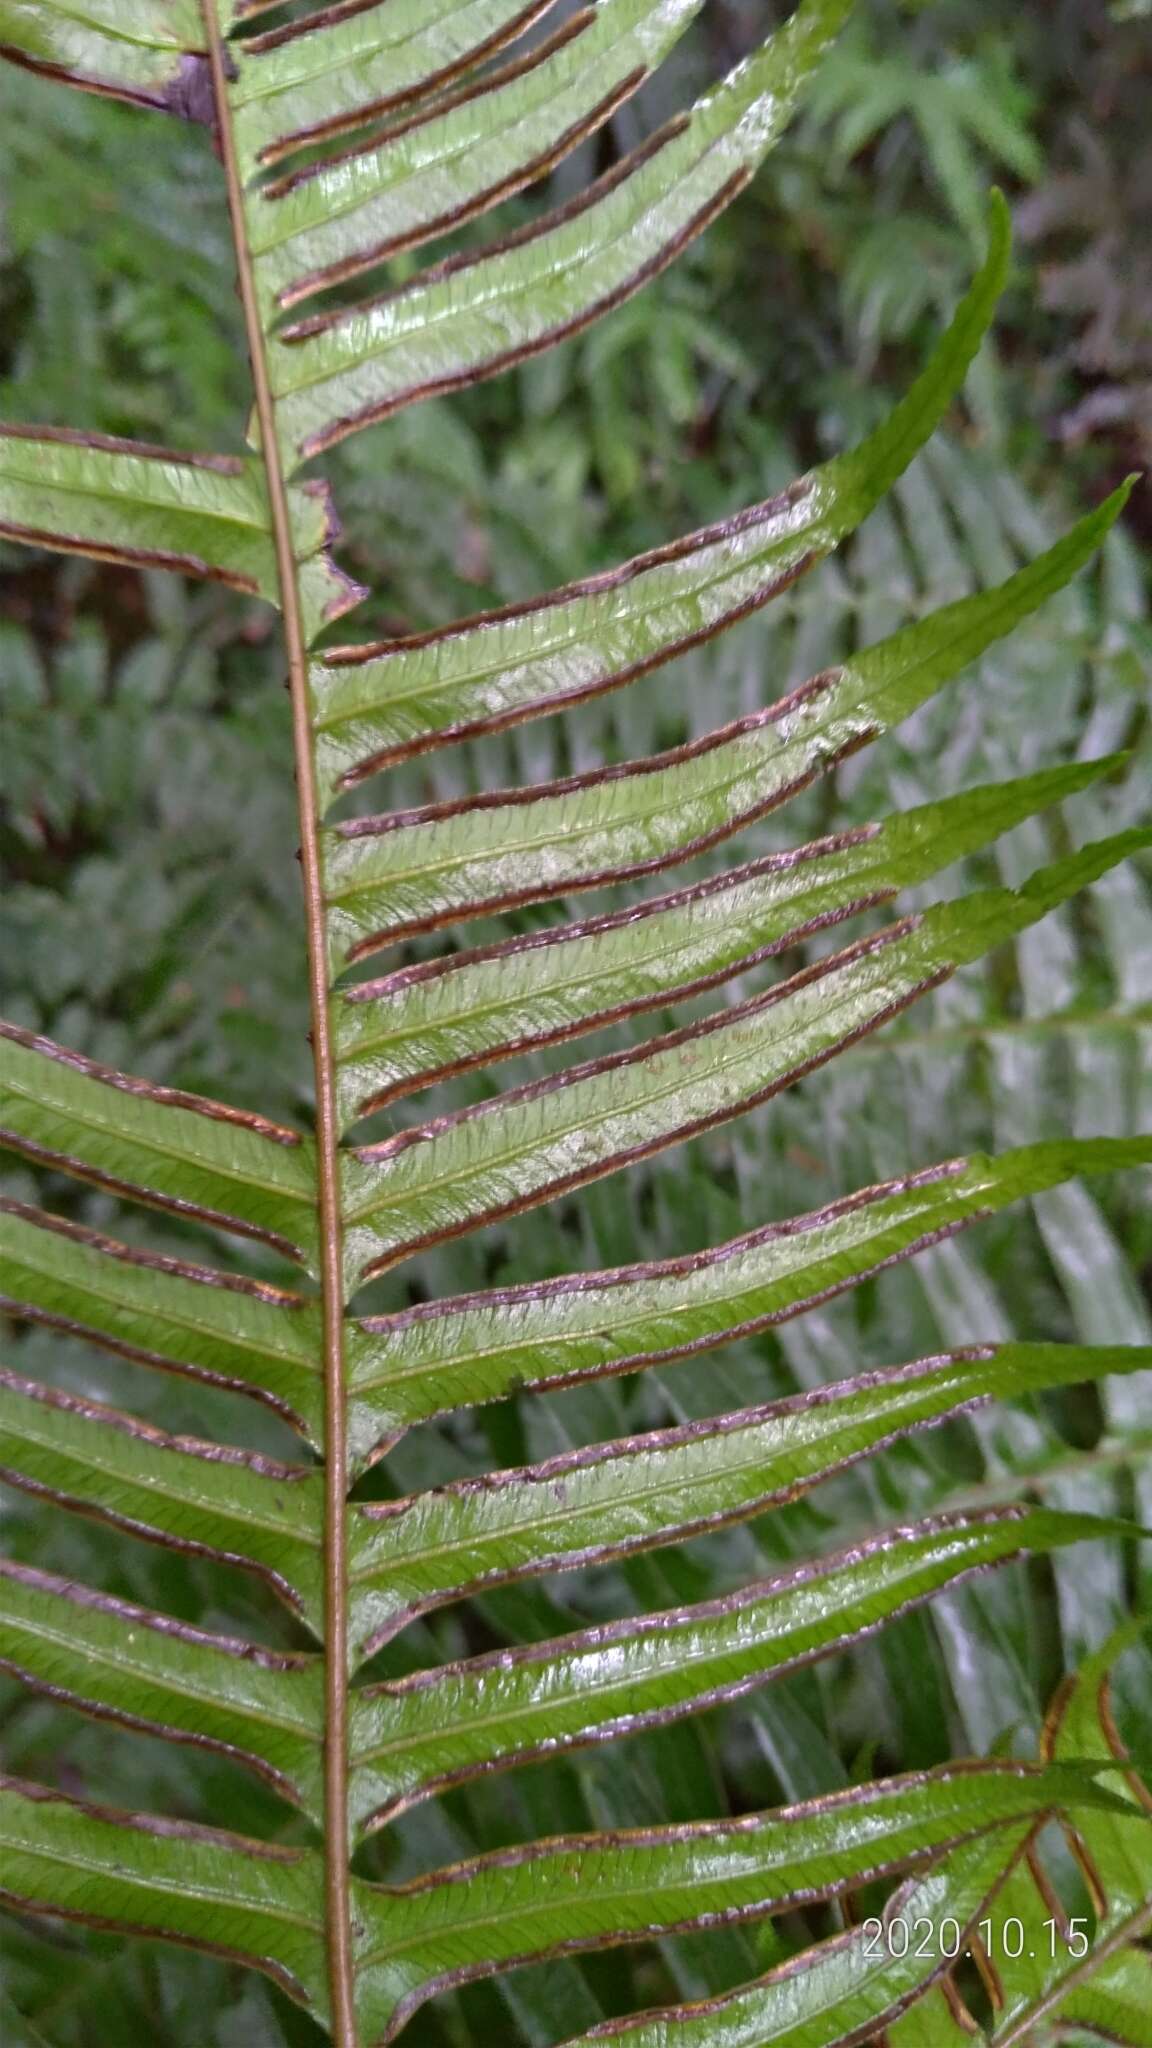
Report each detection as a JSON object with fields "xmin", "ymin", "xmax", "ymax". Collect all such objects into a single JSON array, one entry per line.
[{"xmin": 1, "ymin": 3, "xmax": 1151, "ymax": 2042}]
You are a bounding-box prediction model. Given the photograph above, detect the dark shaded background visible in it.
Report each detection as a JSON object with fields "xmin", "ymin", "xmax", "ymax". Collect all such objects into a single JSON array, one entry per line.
[{"xmin": 2, "ymin": 3, "xmax": 1151, "ymax": 2041}]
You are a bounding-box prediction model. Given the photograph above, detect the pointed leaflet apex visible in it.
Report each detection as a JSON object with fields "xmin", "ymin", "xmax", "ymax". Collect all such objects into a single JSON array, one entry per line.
[
  {"xmin": 311, "ymin": 207, "xmax": 1011, "ymax": 801},
  {"xmin": 321, "ymin": 491, "xmax": 1127, "ymax": 968},
  {"xmin": 332, "ymin": 756, "xmax": 1121, "ymax": 1127},
  {"xmin": 340, "ymin": 830, "xmax": 1145, "ymax": 1282},
  {"xmin": 347, "ymin": 1136, "xmax": 1152, "ymax": 1444}
]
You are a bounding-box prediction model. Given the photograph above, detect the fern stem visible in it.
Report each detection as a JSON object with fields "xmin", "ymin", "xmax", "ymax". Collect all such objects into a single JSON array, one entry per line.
[{"xmin": 200, "ymin": 9, "xmax": 356, "ymax": 2041}]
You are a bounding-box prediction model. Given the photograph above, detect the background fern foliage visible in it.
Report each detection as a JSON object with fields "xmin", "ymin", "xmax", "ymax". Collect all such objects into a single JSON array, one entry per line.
[{"xmin": 1, "ymin": 3, "xmax": 1151, "ymax": 2045}]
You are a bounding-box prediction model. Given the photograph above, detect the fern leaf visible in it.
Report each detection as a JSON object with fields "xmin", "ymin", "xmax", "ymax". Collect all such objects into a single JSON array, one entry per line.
[
  {"xmin": 556, "ymin": 1830, "xmax": 1040, "ymax": 2048},
  {"xmin": 333, "ymin": 760, "xmax": 1127, "ymax": 1120},
  {"xmin": 0, "ymin": 1370, "xmax": 323, "ymax": 1619},
  {"xmin": 230, "ymin": 0, "xmax": 562, "ymax": 171},
  {"xmin": 310, "ymin": 191, "xmax": 1010, "ymax": 793},
  {"xmin": 0, "ymin": 1777, "xmax": 329, "ymax": 2011},
  {"xmin": 0, "ymin": 1021, "xmax": 318, "ymax": 1260},
  {"xmin": 268, "ymin": 0, "xmax": 854, "ymax": 459},
  {"xmin": 347, "ymin": 1344, "xmax": 1152, "ymax": 1643},
  {"xmin": 352, "ymin": 1768, "xmax": 1129, "ymax": 2044},
  {"xmin": 2, "ymin": 6, "xmax": 1150, "ymax": 2043},
  {"xmin": 346, "ymin": 1507, "xmax": 1130, "ymax": 1831},
  {"xmin": 0, "ymin": 426, "xmax": 364, "ymax": 632},
  {"xmin": 349, "ymin": 1137, "xmax": 1152, "ymax": 1437},
  {"xmin": 0, "ymin": 1201, "xmax": 324, "ymax": 1436},
  {"xmin": 254, "ymin": 0, "xmax": 707, "ymax": 311},
  {"xmin": 340, "ymin": 835, "xmax": 1151, "ymax": 1278},
  {"xmin": 0, "ymin": 1561, "xmax": 324, "ymax": 1815},
  {"xmin": 320, "ymin": 494, "xmax": 1131, "ymax": 965}
]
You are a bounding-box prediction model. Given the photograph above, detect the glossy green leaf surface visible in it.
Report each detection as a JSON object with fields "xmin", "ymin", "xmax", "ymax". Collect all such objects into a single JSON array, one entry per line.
[
  {"xmin": 0, "ymin": 1368, "xmax": 323, "ymax": 1622},
  {"xmin": 321, "ymin": 490, "xmax": 1128, "ymax": 965},
  {"xmin": 2, "ymin": 5, "xmax": 1149, "ymax": 2041},
  {"xmin": 341, "ymin": 836, "xmax": 1148, "ymax": 1281},
  {"xmin": 0, "ymin": 1022, "xmax": 318, "ymax": 1261},
  {"xmin": 885, "ymin": 1625, "xmax": 1152, "ymax": 2047},
  {"xmin": 348, "ymin": 1344, "xmax": 1152, "ymax": 1643},
  {"xmin": 348, "ymin": 1136, "xmax": 1152, "ymax": 1443},
  {"xmin": 351, "ymin": 1766, "xmax": 1122, "ymax": 2044},
  {"xmin": 254, "ymin": 0, "xmax": 707, "ymax": 314},
  {"xmin": 555, "ymin": 1828, "xmax": 1034, "ymax": 2048},
  {"xmin": 348, "ymin": 1507, "xmax": 1121, "ymax": 1830},
  {"xmin": 0, "ymin": 1560, "xmax": 324, "ymax": 1817},
  {"xmin": 269, "ymin": 0, "xmax": 853, "ymax": 460},
  {"xmin": 0, "ymin": 1200, "xmax": 324, "ymax": 1439},
  {"xmin": 0, "ymin": 1776, "xmax": 328, "ymax": 2013},
  {"xmin": 230, "ymin": 0, "xmax": 560, "ymax": 173},
  {"xmin": 310, "ymin": 201, "xmax": 1010, "ymax": 797},
  {"xmin": 0, "ymin": 428, "xmax": 365, "ymax": 640},
  {"xmin": 0, "ymin": 0, "xmax": 202, "ymax": 109},
  {"xmin": 333, "ymin": 757, "xmax": 1110, "ymax": 1125}
]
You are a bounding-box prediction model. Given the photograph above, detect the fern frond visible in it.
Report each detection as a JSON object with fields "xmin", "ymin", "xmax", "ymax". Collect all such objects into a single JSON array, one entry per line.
[
  {"xmin": 884, "ymin": 1626, "xmax": 1152, "ymax": 2047},
  {"xmin": 2, "ymin": 4, "xmax": 1150, "ymax": 2043}
]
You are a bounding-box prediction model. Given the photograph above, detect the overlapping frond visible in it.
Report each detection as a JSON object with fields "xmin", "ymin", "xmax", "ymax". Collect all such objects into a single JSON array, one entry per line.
[
  {"xmin": 2, "ymin": 3, "xmax": 1150, "ymax": 2044},
  {"xmin": 350, "ymin": 1768, "xmax": 1130, "ymax": 2044},
  {"xmin": 884, "ymin": 1627, "xmax": 1152, "ymax": 2048},
  {"xmin": 557, "ymin": 1833, "xmax": 1038, "ymax": 2048}
]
